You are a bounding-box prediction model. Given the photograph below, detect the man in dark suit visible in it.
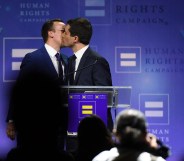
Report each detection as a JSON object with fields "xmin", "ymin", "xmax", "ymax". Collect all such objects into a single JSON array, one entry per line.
[
  {"xmin": 62, "ymin": 17, "xmax": 113, "ymax": 130},
  {"xmin": 63, "ymin": 18, "xmax": 112, "ymax": 86},
  {"xmin": 6, "ymin": 19, "xmax": 68, "ymax": 160}
]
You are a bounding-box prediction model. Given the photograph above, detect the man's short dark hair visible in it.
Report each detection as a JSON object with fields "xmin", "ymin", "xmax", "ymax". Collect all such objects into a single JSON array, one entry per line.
[
  {"xmin": 67, "ymin": 17, "xmax": 92, "ymax": 45},
  {"xmin": 41, "ymin": 19, "xmax": 64, "ymax": 43}
]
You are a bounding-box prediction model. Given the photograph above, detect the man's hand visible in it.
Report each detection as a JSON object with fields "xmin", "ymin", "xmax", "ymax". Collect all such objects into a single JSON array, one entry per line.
[
  {"xmin": 146, "ymin": 133, "xmax": 158, "ymax": 148},
  {"xmin": 6, "ymin": 122, "xmax": 16, "ymax": 140}
]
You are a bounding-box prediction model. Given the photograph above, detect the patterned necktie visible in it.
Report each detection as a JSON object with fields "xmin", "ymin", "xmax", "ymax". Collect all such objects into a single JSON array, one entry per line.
[
  {"xmin": 55, "ymin": 53, "xmax": 63, "ymax": 82},
  {"xmin": 69, "ymin": 54, "xmax": 76, "ymax": 85}
]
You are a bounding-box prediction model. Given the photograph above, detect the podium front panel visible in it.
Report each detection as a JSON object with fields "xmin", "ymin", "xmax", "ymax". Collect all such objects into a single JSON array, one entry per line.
[{"xmin": 68, "ymin": 93, "xmax": 107, "ymax": 133}]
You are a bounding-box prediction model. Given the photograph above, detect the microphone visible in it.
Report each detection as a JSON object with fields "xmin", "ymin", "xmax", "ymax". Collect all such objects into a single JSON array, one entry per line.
[{"xmin": 67, "ymin": 58, "xmax": 98, "ymax": 76}]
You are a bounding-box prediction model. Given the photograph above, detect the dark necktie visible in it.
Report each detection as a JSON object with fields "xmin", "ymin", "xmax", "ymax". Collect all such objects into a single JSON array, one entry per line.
[
  {"xmin": 55, "ymin": 53, "xmax": 63, "ymax": 82},
  {"xmin": 69, "ymin": 55, "xmax": 76, "ymax": 85}
]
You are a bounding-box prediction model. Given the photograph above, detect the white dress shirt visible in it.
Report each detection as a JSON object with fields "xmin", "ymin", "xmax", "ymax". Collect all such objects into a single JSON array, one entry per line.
[
  {"xmin": 45, "ymin": 44, "xmax": 64, "ymax": 76},
  {"xmin": 73, "ymin": 45, "xmax": 89, "ymax": 78}
]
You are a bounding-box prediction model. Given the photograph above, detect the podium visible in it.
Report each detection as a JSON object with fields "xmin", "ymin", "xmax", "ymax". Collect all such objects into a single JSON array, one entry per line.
[{"xmin": 61, "ymin": 86, "xmax": 132, "ymax": 134}]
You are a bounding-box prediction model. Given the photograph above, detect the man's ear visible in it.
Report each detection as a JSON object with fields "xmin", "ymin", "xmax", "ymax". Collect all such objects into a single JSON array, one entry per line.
[
  {"xmin": 48, "ymin": 30, "xmax": 54, "ymax": 38},
  {"xmin": 74, "ymin": 35, "xmax": 79, "ymax": 42}
]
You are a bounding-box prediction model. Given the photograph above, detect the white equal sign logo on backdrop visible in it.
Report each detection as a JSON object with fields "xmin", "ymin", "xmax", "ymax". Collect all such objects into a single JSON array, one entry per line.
[
  {"xmin": 79, "ymin": 0, "xmax": 112, "ymax": 25},
  {"xmin": 84, "ymin": 0, "xmax": 105, "ymax": 17},
  {"xmin": 144, "ymin": 101, "xmax": 163, "ymax": 117},
  {"xmin": 11, "ymin": 49, "xmax": 36, "ymax": 70},
  {"xmin": 115, "ymin": 46, "xmax": 141, "ymax": 73},
  {"xmin": 120, "ymin": 53, "xmax": 136, "ymax": 67},
  {"xmin": 3, "ymin": 37, "xmax": 42, "ymax": 82},
  {"xmin": 139, "ymin": 94, "xmax": 169, "ymax": 125}
]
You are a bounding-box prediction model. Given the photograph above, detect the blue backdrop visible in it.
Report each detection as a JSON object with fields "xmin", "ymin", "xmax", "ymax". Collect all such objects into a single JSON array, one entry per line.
[{"xmin": 0, "ymin": 0, "xmax": 184, "ymax": 160}]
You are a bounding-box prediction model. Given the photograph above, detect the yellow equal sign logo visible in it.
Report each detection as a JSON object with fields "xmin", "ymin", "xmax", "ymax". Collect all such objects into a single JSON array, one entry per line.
[{"xmin": 82, "ymin": 105, "xmax": 93, "ymax": 114}]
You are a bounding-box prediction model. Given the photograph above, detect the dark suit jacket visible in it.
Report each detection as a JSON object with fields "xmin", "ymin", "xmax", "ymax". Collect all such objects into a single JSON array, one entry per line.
[
  {"xmin": 68, "ymin": 47, "xmax": 112, "ymax": 86},
  {"xmin": 7, "ymin": 46, "xmax": 68, "ymax": 151},
  {"xmin": 16, "ymin": 46, "xmax": 68, "ymax": 87}
]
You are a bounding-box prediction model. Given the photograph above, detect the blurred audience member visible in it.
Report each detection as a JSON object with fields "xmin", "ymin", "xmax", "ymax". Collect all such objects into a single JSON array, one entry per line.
[
  {"xmin": 73, "ymin": 114, "xmax": 114, "ymax": 161},
  {"xmin": 93, "ymin": 109, "xmax": 170, "ymax": 161}
]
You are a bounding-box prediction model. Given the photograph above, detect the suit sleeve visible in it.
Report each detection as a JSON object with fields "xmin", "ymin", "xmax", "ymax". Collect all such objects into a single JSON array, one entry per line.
[
  {"xmin": 92, "ymin": 57, "xmax": 112, "ymax": 86},
  {"xmin": 6, "ymin": 53, "xmax": 34, "ymax": 122}
]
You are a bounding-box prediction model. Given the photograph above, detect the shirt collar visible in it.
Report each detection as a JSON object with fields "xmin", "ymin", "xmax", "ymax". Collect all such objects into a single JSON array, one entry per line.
[
  {"xmin": 45, "ymin": 44, "xmax": 58, "ymax": 58},
  {"xmin": 74, "ymin": 45, "xmax": 89, "ymax": 59}
]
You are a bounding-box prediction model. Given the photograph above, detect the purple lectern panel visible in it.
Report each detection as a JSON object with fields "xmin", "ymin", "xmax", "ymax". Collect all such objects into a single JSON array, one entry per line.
[{"xmin": 68, "ymin": 93, "xmax": 107, "ymax": 133}]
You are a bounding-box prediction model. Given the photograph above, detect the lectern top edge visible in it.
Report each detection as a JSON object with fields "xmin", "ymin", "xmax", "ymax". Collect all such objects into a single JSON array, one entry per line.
[{"xmin": 61, "ymin": 85, "xmax": 132, "ymax": 89}]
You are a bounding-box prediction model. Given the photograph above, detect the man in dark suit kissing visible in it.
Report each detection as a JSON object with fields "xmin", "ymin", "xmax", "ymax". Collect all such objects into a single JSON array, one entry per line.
[
  {"xmin": 6, "ymin": 19, "xmax": 69, "ymax": 160},
  {"xmin": 62, "ymin": 17, "xmax": 113, "ymax": 130},
  {"xmin": 63, "ymin": 17, "xmax": 112, "ymax": 86}
]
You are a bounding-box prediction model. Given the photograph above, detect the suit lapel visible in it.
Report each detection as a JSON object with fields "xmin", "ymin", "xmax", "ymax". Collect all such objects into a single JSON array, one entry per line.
[
  {"xmin": 40, "ymin": 47, "xmax": 58, "ymax": 78},
  {"xmin": 74, "ymin": 47, "xmax": 90, "ymax": 84}
]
